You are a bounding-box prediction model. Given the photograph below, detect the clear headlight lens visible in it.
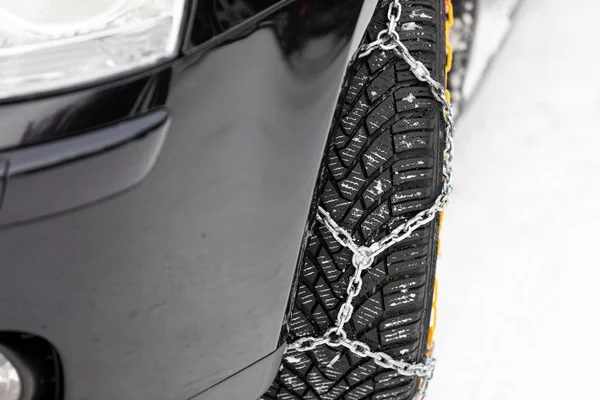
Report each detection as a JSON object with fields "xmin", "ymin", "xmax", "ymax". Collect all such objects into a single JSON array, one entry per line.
[
  {"xmin": 0, "ymin": 0, "xmax": 185, "ymax": 100},
  {"xmin": 0, "ymin": 351, "xmax": 21, "ymax": 400}
]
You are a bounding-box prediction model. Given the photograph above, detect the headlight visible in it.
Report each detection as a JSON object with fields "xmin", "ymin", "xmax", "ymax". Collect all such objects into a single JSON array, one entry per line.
[
  {"xmin": 0, "ymin": 0, "xmax": 185, "ymax": 100},
  {"xmin": 0, "ymin": 351, "xmax": 21, "ymax": 400}
]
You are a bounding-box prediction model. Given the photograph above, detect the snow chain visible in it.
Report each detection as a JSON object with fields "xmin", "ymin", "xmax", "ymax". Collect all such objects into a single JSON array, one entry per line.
[{"xmin": 286, "ymin": 1, "xmax": 456, "ymax": 398}]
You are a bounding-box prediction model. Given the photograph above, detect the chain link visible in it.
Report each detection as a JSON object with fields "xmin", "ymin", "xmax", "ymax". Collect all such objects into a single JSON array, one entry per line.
[{"xmin": 287, "ymin": 1, "xmax": 454, "ymax": 397}]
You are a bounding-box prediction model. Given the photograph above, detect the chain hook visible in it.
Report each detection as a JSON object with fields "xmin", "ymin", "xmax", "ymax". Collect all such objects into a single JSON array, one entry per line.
[
  {"xmin": 352, "ymin": 250, "xmax": 374, "ymax": 271},
  {"xmin": 376, "ymin": 29, "xmax": 401, "ymax": 51}
]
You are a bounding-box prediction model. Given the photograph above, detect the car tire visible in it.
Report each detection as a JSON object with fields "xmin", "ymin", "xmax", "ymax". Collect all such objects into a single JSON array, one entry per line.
[{"xmin": 263, "ymin": 0, "xmax": 448, "ymax": 399}]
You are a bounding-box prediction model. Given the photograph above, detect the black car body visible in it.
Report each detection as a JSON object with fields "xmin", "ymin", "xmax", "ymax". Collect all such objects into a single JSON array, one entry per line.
[{"xmin": 0, "ymin": 1, "xmax": 379, "ymax": 399}]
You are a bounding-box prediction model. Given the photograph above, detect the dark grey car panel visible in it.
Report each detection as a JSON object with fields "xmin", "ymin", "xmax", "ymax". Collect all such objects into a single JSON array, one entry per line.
[{"xmin": 0, "ymin": 1, "xmax": 377, "ymax": 399}]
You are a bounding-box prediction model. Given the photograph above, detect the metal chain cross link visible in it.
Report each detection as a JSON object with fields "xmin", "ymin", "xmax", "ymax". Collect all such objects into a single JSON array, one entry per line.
[{"xmin": 287, "ymin": 1, "xmax": 455, "ymax": 398}]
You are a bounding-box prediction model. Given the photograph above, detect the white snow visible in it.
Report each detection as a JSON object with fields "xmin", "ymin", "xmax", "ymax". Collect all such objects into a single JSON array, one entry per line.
[
  {"xmin": 374, "ymin": 180, "xmax": 384, "ymax": 195},
  {"xmin": 285, "ymin": 355, "xmax": 302, "ymax": 364},
  {"xmin": 402, "ymin": 22, "xmax": 423, "ymax": 31},
  {"xmin": 410, "ymin": 11, "xmax": 433, "ymax": 19},
  {"xmin": 427, "ymin": 1, "xmax": 600, "ymax": 399},
  {"xmin": 402, "ymin": 93, "xmax": 416, "ymax": 103}
]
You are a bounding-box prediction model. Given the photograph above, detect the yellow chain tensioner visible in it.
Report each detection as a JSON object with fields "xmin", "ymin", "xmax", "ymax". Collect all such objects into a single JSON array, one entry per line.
[{"xmin": 427, "ymin": 0, "xmax": 453, "ymax": 358}]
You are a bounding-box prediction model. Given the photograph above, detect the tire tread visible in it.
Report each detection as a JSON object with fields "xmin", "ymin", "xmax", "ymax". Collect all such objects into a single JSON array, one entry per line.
[{"xmin": 263, "ymin": 1, "xmax": 446, "ymax": 398}]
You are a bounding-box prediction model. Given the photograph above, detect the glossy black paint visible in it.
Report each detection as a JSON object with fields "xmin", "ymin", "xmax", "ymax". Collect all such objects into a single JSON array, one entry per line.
[
  {"xmin": 0, "ymin": 110, "xmax": 169, "ymax": 227},
  {"xmin": 193, "ymin": 345, "xmax": 285, "ymax": 400},
  {"xmin": 0, "ymin": 0, "xmax": 377, "ymax": 399},
  {"xmin": 0, "ymin": 70, "xmax": 171, "ymax": 150},
  {"xmin": 185, "ymin": 0, "xmax": 286, "ymax": 48}
]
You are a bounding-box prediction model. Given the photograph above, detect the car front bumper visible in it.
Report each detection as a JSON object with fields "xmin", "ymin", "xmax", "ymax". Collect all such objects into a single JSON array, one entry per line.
[{"xmin": 0, "ymin": 1, "xmax": 377, "ymax": 399}]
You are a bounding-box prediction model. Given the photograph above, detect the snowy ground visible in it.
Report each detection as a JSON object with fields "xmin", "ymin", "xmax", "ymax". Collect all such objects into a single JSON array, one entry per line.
[{"xmin": 427, "ymin": 0, "xmax": 600, "ymax": 398}]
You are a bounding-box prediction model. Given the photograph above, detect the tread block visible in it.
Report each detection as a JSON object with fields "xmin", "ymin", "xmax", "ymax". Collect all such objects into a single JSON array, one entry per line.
[
  {"xmin": 345, "ymin": 381, "xmax": 375, "ymax": 400},
  {"xmin": 357, "ymin": 327, "xmax": 379, "ymax": 347},
  {"xmin": 358, "ymin": 260, "xmax": 386, "ymax": 297},
  {"xmin": 312, "ymin": 346, "xmax": 346, "ymax": 380},
  {"xmin": 362, "ymin": 131, "xmax": 394, "ymax": 176},
  {"xmin": 314, "ymin": 276, "xmax": 338, "ymax": 310},
  {"xmin": 374, "ymin": 370, "xmax": 414, "ymax": 391},
  {"xmin": 347, "ymin": 360, "xmax": 377, "ymax": 385},
  {"xmin": 339, "ymin": 165, "xmax": 366, "ymax": 199},
  {"xmin": 317, "ymin": 248, "xmax": 342, "ymax": 282},
  {"xmin": 322, "ymin": 383, "xmax": 349, "ymax": 400},
  {"xmin": 351, "ymin": 295, "xmax": 383, "ymax": 332},
  {"xmin": 373, "ymin": 384, "xmax": 415, "ymax": 400},
  {"xmin": 379, "ymin": 312, "xmax": 421, "ymax": 331},
  {"xmin": 392, "ymin": 157, "xmax": 433, "ymax": 173},
  {"xmin": 332, "ymin": 127, "xmax": 350, "ymax": 149},
  {"xmin": 366, "ymin": 66, "xmax": 396, "ymax": 103},
  {"xmin": 393, "ymin": 87, "xmax": 432, "ymax": 102},
  {"xmin": 322, "ymin": 181, "xmax": 351, "ymax": 219},
  {"xmin": 392, "ymin": 169, "xmax": 434, "ymax": 185},
  {"xmin": 393, "ymin": 132, "xmax": 432, "ymax": 153},
  {"xmin": 387, "ymin": 342, "xmax": 420, "ymax": 360},
  {"xmin": 365, "ymin": 95, "xmax": 395, "ymax": 135},
  {"xmin": 328, "ymin": 151, "xmax": 347, "ymax": 180},
  {"xmin": 313, "ymin": 305, "xmax": 333, "ymax": 331},
  {"xmin": 383, "ymin": 275, "xmax": 427, "ymax": 296},
  {"xmin": 331, "ymin": 277, "xmax": 351, "ymax": 300},
  {"xmin": 392, "ymin": 199, "xmax": 429, "ymax": 216},
  {"xmin": 276, "ymin": 388, "xmax": 300, "ymax": 400},
  {"xmin": 332, "ymin": 248, "xmax": 353, "ymax": 273},
  {"xmin": 343, "ymin": 202, "xmax": 365, "ymax": 232},
  {"xmin": 301, "ymin": 392, "xmax": 318, "ymax": 400},
  {"xmin": 404, "ymin": 6, "xmax": 437, "ymax": 24},
  {"xmin": 391, "ymin": 187, "xmax": 432, "ymax": 204},
  {"xmin": 290, "ymin": 309, "xmax": 314, "ymax": 337},
  {"xmin": 392, "ymin": 117, "xmax": 434, "ymax": 134},
  {"xmin": 306, "ymin": 367, "xmax": 334, "ymax": 395},
  {"xmin": 403, "ymin": 40, "xmax": 436, "ymax": 54},
  {"xmin": 301, "ymin": 258, "xmax": 319, "ymax": 285},
  {"xmin": 380, "ymin": 323, "xmax": 420, "ymax": 346},
  {"xmin": 307, "ymin": 232, "xmax": 320, "ymax": 253},
  {"xmin": 340, "ymin": 127, "xmax": 368, "ymax": 166},
  {"xmin": 341, "ymin": 97, "xmax": 369, "ymax": 135},
  {"xmin": 360, "ymin": 202, "xmax": 391, "ymax": 238},
  {"xmin": 283, "ymin": 351, "xmax": 312, "ymax": 375},
  {"xmin": 346, "ymin": 64, "xmax": 369, "ymax": 105},
  {"xmin": 297, "ymin": 282, "xmax": 317, "ymax": 310},
  {"xmin": 396, "ymin": 98, "xmax": 437, "ymax": 114},
  {"xmin": 363, "ymin": 170, "xmax": 393, "ymax": 208},
  {"xmin": 388, "ymin": 256, "xmax": 428, "ymax": 277},
  {"xmin": 383, "ymin": 280, "xmax": 426, "ymax": 313},
  {"xmin": 396, "ymin": 58, "xmax": 436, "ymax": 77},
  {"xmin": 367, "ymin": 50, "xmax": 392, "ymax": 74},
  {"xmin": 387, "ymin": 247, "xmax": 429, "ymax": 266},
  {"xmin": 317, "ymin": 225, "xmax": 342, "ymax": 253},
  {"xmin": 400, "ymin": 29, "xmax": 438, "ymax": 45},
  {"xmin": 278, "ymin": 369, "xmax": 307, "ymax": 395}
]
